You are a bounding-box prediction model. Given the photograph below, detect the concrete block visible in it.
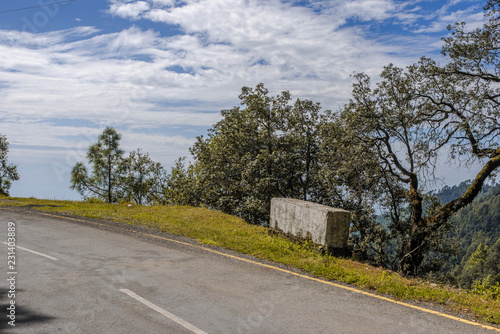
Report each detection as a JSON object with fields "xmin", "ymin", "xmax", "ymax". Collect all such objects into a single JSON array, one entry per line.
[{"xmin": 270, "ymin": 198, "xmax": 350, "ymax": 255}]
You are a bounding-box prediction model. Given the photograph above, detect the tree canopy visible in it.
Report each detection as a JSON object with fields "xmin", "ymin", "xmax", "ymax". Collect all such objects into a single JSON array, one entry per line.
[
  {"xmin": 0, "ymin": 134, "xmax": 19, "ymax": 196},
  {"xmin": 71, "ymin": 127, "xmax": 126, "ymax": 203},
  {"xmin": 70, "ymin": 127, "xmax": 166, "ymax": 204},
  {"xmin": 329, "ymin": 0, "xmax": 500, "ymax": 275},
  {"xmin": 189, "ymin": 83, "xmax": 324, "ymax": 224}
]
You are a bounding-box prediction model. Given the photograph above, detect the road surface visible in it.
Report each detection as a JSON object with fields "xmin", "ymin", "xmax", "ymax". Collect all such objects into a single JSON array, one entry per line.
[{"xmin": 0, "ymin": 207, "xmax": 498, "ymax": 333}]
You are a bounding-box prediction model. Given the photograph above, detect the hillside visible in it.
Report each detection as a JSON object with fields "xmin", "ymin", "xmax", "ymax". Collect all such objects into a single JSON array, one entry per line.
[{"xmin": 432, "ymin": 182, "xmax": 500, "ymax": 288}]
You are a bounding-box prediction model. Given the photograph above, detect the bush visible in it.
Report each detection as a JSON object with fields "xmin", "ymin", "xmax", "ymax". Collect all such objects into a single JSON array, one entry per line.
[{"xmin": 471, "ymin": 278, "xmax": 500, "ymax": 300}]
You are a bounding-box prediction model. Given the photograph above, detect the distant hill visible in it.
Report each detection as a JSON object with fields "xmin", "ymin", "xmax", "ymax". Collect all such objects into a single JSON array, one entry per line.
[{"xmin": 432, "ymin": 181, "xmax": 500, "ymax": 286}]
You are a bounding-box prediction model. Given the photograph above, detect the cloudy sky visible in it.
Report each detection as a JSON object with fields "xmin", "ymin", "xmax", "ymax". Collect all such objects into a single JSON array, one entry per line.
[{"xmin": 0, "ymin": 0, "xmax": 487, "ymax": 200}]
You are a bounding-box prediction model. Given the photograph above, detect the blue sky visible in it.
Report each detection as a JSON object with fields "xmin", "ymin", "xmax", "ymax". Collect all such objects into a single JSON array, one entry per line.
[{"xmin": 0, "ymin": 0, "xmax": 487, "ymax": 200}]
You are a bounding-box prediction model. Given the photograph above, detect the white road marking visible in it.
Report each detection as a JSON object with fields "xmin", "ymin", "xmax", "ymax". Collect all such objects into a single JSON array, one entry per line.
[
  {"xmin": 120, "ymin": 288, "xmax": 209, "ymax": 334},
  {"xmin": 2, "ymin": 242, "xmax": 60, "ymax": 261}
]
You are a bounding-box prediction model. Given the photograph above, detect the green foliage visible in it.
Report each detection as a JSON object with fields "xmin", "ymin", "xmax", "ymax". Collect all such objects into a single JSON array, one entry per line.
[
  {"xmin": 71, "ymin": 128, "xmax": 168, "ymax": 205},
  {"xmin": 0, "ymin": 134, "xmax": 20, "ymax": 196},
  {"xmin": 71, "ymin": 127, "xmax": 126, "ymax": 203},
  {"xmin": 122, "ymin": 148, "xmax": 167, "ymax": 205},
  {"xmin": 471, "ymin": 281, "xmax": 500, "ymax": 300},
  {"xmin": 163, "ymin": 157, "xmax": 200, "ymax": 206},
  {"xmin": 190, "ymin": 83, "xmax": 324, "ymax": 224},
  {"xmin": 460, "ymin": 243, "xmax": 490, "ymax": 289},
  {"xmin": 318, "ymin": 110, "xmax": 395, "ymax": 266},
  {"xmin": 460, "ymin": 239, "xmax": 500, "ymax": 290},
  {"xmin": 430, "ymin": 184, "xmax": 500, "ymax": 286}
]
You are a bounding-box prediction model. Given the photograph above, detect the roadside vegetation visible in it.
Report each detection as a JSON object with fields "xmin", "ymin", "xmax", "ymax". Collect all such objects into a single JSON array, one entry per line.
[{"xmin": 0, "ymin": 196, "xmax": 499, "ymax": 326}]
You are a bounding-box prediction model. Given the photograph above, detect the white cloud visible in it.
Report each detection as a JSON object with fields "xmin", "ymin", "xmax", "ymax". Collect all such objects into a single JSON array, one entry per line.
[
  {"xmin": 108, "ymin": 0, "xmax": 150, "ymax": 20},
  {"xmin": 337, "ymin": 0, "xmax": 397, "ymax": 21},
  {"xmin": 0, "ymin": 26, "xmax": 99, "ymax": 47},
  {"xmin": 0, "ymin": 0, "xmax": 486, "ymax": 199},
  {"xmin": 413, "ymin": 8, "xmax": 484, "ymax": 33}
]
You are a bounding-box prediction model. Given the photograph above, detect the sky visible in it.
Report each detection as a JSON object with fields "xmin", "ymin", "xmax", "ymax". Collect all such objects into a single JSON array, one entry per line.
[{"xmin": 0, "ymin": 0, "xmax": 488, "ymax": 200}]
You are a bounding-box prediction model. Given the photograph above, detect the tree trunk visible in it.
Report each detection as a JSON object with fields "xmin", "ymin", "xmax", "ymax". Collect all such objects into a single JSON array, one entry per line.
[
  {"xmin": 400, "ymin": 177, "xmax": 424, "ymax": 276},
  {"xmin": 108, "ymin": 155, "xmax": 112, "ymax": 203}
]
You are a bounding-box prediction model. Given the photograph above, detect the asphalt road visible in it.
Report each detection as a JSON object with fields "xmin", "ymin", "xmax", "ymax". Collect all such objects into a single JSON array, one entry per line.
[{"xmin": 0, "ymin": 207, "xmax": 498, "ymax": 334}]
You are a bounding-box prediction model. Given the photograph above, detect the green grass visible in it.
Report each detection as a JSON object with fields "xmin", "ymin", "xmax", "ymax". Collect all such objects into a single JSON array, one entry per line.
[{"xmin": 1, "ymin": 196, "xmax": 499, "ymax": 327}]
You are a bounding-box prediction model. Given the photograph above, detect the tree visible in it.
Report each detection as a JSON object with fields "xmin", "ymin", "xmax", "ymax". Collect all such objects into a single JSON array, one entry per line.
[
  {"xmin": 409, "ymin": 0, "xmax": 500, "ymax": 273},
  {"xmin": 122, "ymin": 149, "xmax": 167, "ymax": 205},
  {"xmin": 189, "ymin": 84, "xmax": 325, "ymax": 224},
  {"xmin": 163, "ymin": 157, "xmax": 200, "ymax": 206},
  {"xmin": 483, "ymin": 239, "xmax": 500, "ymax": 285},
  {"xmin": 339, "ymin": 66, "xmax": 452, "ymax": 274},
  {"xmin": 335, "ymin": 0, "xmax": 500, "ymax": 276},
  {"xmin": 0, "ymin": 135, "xmax": 20, "ymax": 196},
  {"xmin": 411, "ymin": 0, "xmax": 500, "ymax": 225},
  {"xmin": 319, "ymin": 110, "xmax": 405, "ymax": 266},
  {"xmin": 283, "ymin": 98, "xmax": 323, "ymax": 201},
  {"xmin": 70, "ymin": 127, "xmax": 126, "ymax": 203},
  {"xmin": 190, "ymin": 84, "xmax": 289, "ymax": 223},
  {"xmin": 460, "ymin": 243, "xmax": 489, "ymax": 288}
]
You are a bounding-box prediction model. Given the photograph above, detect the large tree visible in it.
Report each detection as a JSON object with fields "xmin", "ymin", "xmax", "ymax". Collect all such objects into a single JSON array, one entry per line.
[
  {"xmin": 0, "ymin": 135, "xmax": 20, "ymax": 196},
  {"xmin": 340, "ymin": 66, "xmax": 448, "ymax": 273},
  {"xmin": 190, "ymin": 84, "xmax": 289, "ymax": 223},
  {"xmin": 337, "ymin": 0, "xmax": 500, "ymax": 275},
  {"xmin": 318, "ymin": 110, "xmax": 401, "ymax": 266},
  {"xmin": 413, "ymin": 0, "xmax": 500, "ymax": 223},
  {"xmin": 71, "ymin": 127, "xmax": 126, "ymax": 203},
  {"xmin": 190, "ymin": 84, "xmax": 324, "ymax": 224}
]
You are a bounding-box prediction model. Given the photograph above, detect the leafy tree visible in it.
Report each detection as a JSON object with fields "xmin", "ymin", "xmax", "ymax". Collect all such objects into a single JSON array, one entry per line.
[
  {"xmin": 0, "ymin": 135, "xmax": 20, "ymax": 196},
  {"xmin": 336, "ymin": 0, "xmax": 500, "ymax": 276},
  {"xmin": 190, "ymin": 84, "xmax": 324, "ymax": 224},
  {"xmin": 190, "ymin": 84, "xmax": 288, "ymax": 223},
  {"xmin": 339, "ymin": 65, "xmax": 455, "ymax": 274},
  {"xmin": 122, "ymin": 149, "xmax": 167, "ymax": 205},
  {"xmin": 163, "ymin": 157, "xmax": 200, "ymax": 206},
  {"xmin": 460, "ymin": 243, "xmax": 489, "ymax": 289},
  {"xmin": 318, "ymin": 111, "xmax": 398, "ymax": 266},
  {"xmin": 484, "ymin": 239, "xmax": 500, "ymax": 285},
  {"xmin": 71, "ymin": 127, "xmax": 126, "ymax": 203},
  {"xmin": 283, "ymin": 98, "xmax": 323, "ymax": 201},
  {"xmin": 412, "ymin": 0, "xmax": 500, "ymax": 222}
]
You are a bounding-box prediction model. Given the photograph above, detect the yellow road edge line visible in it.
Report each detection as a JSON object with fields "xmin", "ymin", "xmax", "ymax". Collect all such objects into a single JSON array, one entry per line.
[{"xmin": 3, "ymin": 207, "xmax": 500, "ymax": 332}]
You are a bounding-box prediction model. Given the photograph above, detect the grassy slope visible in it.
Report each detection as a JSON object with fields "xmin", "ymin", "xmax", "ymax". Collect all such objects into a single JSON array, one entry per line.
[{"xmin": 1, "ymin": 196, "xmax": 499, "ymax": 326}]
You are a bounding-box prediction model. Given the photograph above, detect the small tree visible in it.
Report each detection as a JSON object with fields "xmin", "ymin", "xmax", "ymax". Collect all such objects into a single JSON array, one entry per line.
[
  {"xmin": 163, "ymin": 157, "xmax": 200, "ymax": 206},
  {"xmin": 460, "ymin": 243, "xmax": 489, "ymax": 289},
  {"xmin": 122, "ymin": 149, "xmax": 167, "ymax": 205},
  {"xmin": 0, "ymin": 135, "xmax": 20, "ymax": 196},
  {"xmin": 70, "ymin": 127, "xmax": 126, "ymax": 203}
]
